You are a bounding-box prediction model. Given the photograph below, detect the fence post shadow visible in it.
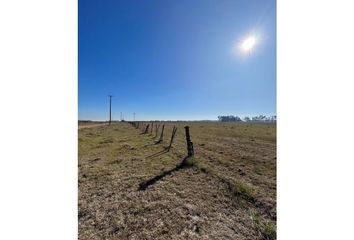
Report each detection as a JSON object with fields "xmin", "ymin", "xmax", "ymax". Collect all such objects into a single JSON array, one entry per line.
[{"xmin": 138, "ymin": 156, "xmax": 193, "ymax": 191}]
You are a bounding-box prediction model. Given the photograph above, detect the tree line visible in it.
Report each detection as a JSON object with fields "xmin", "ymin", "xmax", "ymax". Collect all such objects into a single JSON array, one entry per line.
[{"xmin": 217, "ymin": 115, "xmax": 276, "ymax": 122}]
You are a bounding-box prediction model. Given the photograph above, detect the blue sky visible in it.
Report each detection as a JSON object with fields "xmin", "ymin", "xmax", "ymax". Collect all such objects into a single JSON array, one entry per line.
[{"xmin": 79, "ymin": 0, "xmax": 276, "ymax": 121}]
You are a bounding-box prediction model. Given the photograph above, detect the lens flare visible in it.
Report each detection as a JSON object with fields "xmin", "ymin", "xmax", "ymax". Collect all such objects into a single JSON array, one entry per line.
[{"xmin": 242, "ymin": 37, "xmax": 256, "ymax": 51}]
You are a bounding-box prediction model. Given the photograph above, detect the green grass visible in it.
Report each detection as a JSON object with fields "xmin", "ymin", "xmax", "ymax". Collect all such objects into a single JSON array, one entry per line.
[
  {"xmin": 186, "ymin": 157, "xmax": 257, "ymax": 203},
  {"xmin": 231, "ymin": 180, "xmax": 256, "ymax": 202},
  {"xmin": 251, "ymin": 210, "xmax": 276, "ymax": 240}
]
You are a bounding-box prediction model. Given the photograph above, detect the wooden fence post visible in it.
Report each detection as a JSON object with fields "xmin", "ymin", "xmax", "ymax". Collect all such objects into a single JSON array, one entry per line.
[
  {"xmin": 184, "ymin": 126, "xmax": 194, "ymax": 157},
  {"xmin": 155, "ymin": 124, "xmax": 160, "ymax": 138},
  {"xmin": 167, "ymin": 126, "xmax": 177, "ymax": 151},
  {"xmin": 144, "ymin": 124, "xmax": 150, "ymax": 134},
  {"xmin": 159, "ymin": 124, "xmax": 165, "ymax": 142},
  {"xmin": 150, "ymin": 122, "xmax": 153, "ymax": 135}
]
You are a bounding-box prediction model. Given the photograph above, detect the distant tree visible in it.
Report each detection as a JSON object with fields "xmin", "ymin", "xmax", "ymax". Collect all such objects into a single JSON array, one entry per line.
[
  {"xmin": 243, "ymin": 116, "xmax": 250, "ymax": 122},
  {"xmin": 251, "ymin": 116, "xmax": 258, "ymax": 121},
  {"xmin": 218, "ymin": 115, "xmax": 242, "ymax": 122},
  {"xmin": 249, "ymin": 115, "xmax": 276, "ymax": 122},
  {"xmin": 252, "ymin": 115, "xmax": 266, "ymax": 121}
]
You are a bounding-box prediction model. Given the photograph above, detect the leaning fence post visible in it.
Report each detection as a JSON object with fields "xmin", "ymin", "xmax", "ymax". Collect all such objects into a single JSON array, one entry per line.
[
  {"xmin": 159, "ymin": 124, "xmax": 165, "ymax": 141},
  {"xmin": 144, "ymin": 124, "xmax": 150, "ymax": 134},
  {"xmin": 184, "ymin": 126, "xmax": 194, "ymax": 157},
  {"xmin": 168, "ymin": 126, "xmax": 177, "ymax": 151}
]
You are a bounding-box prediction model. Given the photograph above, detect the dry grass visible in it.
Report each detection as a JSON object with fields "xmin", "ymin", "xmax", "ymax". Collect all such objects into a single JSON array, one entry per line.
[{"xmin": 79, "ymin": 122, "xmax": 276, "ymax": 239}]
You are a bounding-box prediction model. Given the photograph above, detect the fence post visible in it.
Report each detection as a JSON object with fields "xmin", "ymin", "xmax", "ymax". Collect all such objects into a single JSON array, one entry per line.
[
  {"xmin": 144, "ymin": 124, "xmax": 150, "ymax": 134},
  {"xmin": 184, "ymin": 126, "xmax": 194, "ymax": 157},
  {"xmin": 155, "ymin": 124, "xmax": 160, "ymax": 138},
  {"xmin": 159, "ymin": 124, "xmax": 165, "ymax": 141},
  {"xmin": 150, "ymin": 122, "xmax": 153, "ymax": 135},
  {"xmin": 168, "ymin": 126, "xmax": 177, "ymax": 151}
]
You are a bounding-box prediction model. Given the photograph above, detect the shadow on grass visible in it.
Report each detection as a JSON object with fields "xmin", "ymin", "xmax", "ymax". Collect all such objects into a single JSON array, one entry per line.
[
  {"xmin": 138, "ymin": 156, "xmax": 192, "ymax": 191},
  {"xmin": 140, "ymin": 139, "xmax": 165, "ymax": 149},
  {"xmin": 145, "ymin": 149, "xmax": 168, "ymax": 159},
  {"xmin": 154, "ymin": 139, "xmax": 162, "ymax": 144},
  {"xmin": 143, "ymin": 142, "xmax": 157, "ymax": 147}
]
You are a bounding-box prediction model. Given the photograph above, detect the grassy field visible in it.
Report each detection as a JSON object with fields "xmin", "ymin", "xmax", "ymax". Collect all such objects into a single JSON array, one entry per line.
[{"xmin": 78, "ymin": 122, "xmax": 276, "ymax": 239}]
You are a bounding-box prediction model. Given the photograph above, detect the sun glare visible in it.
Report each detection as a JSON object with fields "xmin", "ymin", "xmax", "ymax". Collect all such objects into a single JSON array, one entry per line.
[{"xmin": 242, "ymin": 36, "xmax": 256, "ymax": 51}]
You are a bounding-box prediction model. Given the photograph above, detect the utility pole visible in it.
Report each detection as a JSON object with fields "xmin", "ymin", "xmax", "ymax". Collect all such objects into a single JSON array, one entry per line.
[
  {"xmin": 108, "ymin": 95, "xmax": 113, "ymax": 125},
  {"xmin": 133, "ymin": 112, "xmax": 135, "ymax": 121},
  {"xmin": 120, "ymin": 112, "xmax": 122, "ymax": 121}
]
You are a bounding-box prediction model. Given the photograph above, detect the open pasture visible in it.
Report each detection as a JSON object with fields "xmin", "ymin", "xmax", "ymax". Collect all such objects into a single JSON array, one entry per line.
[{"xmin": 78, "ymin": 122, "xmax": 276, "ymax": 239}]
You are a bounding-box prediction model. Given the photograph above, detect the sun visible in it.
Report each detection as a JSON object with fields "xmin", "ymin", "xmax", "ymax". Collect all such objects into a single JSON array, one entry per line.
[{"xmin": 242, "ymin": 36, "xmax": 256, "ymax": 51}]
